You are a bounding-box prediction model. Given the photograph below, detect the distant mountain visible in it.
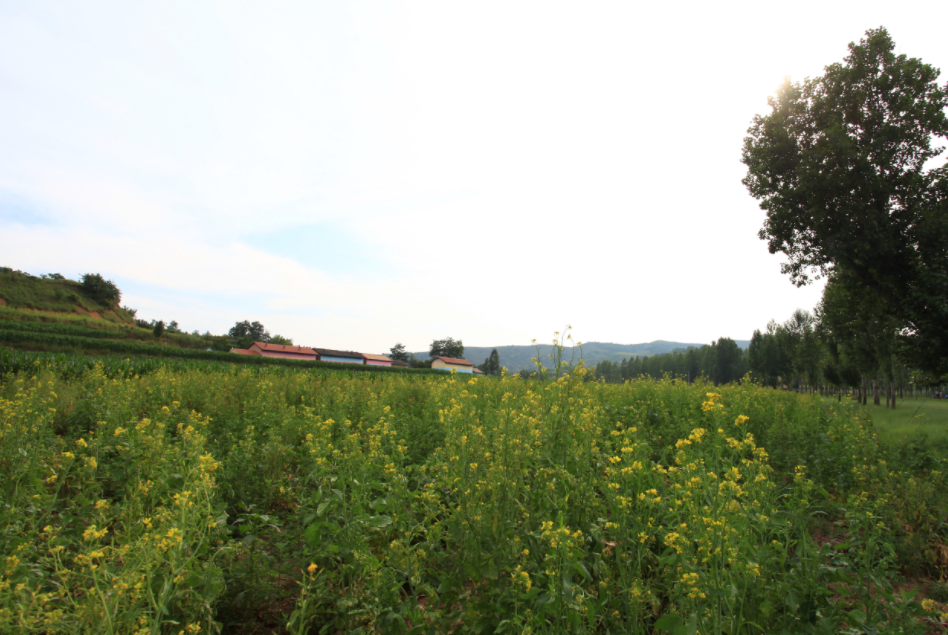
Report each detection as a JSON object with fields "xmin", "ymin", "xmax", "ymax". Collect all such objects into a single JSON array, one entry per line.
[{"xmin": 414, "ymin": 339, "xmax": 750, "ymax": 373}]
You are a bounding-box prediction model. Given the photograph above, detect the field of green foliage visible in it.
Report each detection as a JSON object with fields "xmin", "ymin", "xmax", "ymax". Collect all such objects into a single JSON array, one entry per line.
[{"xmin": 2, "ymin": 351, "xmax": 947, "ymax": 634}]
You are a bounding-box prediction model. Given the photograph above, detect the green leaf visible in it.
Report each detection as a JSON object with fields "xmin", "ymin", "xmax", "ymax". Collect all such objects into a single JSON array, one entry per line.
[
  {"xmin": 684, "ymin": 613, "xmax": 698, "ymax": 635},
  {"xmin": 653, "ymin": 613, "xmax": 682, "ymax": 632},
  {"xmin": 573, "ymin": 561, "xmax": 592, "ymax": 581},
  {"xmin": 366, "ymin": 515, "xmax": 392, "ymax": 528},
  {"xmin": 303, "ymin": 524, "xmax": 321, "ymax": 550}
]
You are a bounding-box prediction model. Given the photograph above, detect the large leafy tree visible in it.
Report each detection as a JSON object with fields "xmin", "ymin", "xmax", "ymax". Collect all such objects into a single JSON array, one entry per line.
[
  {"xmin": 742, "ymin": 27, "xmax": 948, "ymax": 373},
  {"xmin": 429, "ymin": 337, "xmax": 465, "ymax": 360},
  {"xmin": 80, "ymin": 273, "xmax": 121, "ymax": 305},
  {"xmin": 389, "ymin": 343, "xmax": 409, "ymax": 362},
  {"xmin": 229, "ymin": 320, "xmax": 270, "ymax": 343}
]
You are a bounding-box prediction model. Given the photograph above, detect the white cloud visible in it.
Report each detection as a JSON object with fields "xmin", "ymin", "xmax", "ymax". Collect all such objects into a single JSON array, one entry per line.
[{"xmin": 0, "ymin": 1, "xmax": 943, "ymax": 351}]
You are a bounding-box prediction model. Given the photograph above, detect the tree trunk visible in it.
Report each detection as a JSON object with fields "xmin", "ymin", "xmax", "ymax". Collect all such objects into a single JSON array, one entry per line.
[
  {"xmin": 891, "ymin": 380, "xmax": 896, "ymax": 409},
  {"xmin": 873, "ymin": 377, "xmax": 880, "ymax": 406}
]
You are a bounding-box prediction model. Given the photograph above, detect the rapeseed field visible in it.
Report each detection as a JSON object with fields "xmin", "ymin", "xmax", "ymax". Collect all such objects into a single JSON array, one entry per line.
[{"xmin": 1, "ymin": 352, "xmax": 946, "ymax": 633}]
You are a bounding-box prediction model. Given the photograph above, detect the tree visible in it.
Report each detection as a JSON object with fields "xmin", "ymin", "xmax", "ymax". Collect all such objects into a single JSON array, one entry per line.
[
  {"xmin": 229, "ymin": 320, "xmax": 270, "ymax": 343},
  {"xmin": 153, "ymin": 320, "xmax": 165, "ymax": 339},
  {"xmin": 429, "ymin": 337, "xmax": 464, "ymax": 360},
  {"xmin": 389, "ymin": 343, "xmax": 409, "ymax": 362},
  {"xmin": 742, "ymin": 28, "xmax": 948, "ymax": 374},
  {"xmin": 478, "ymin": 349, "xmax": 501, "ymax": 376},
  {"xmin": 816, "ymin": 272, "xmax": 899, "ymax": 406},
  {"xmin": 711, "ymin": 338, "xmax": 745, "ymax": 385},
  {"xmin": 80, "ymin": 273, "xmax": 121, "ymax": 305},
  {"xmin": 167, "ymin": 320, "xmax": 180, "ymax": 332},
  {"xmin": 408, "ymin": 354, "xmax": 432, "ymax": 369},
  {"xmin": 269, "ymin": 334, "xmax": 293, "ymax": 345}
]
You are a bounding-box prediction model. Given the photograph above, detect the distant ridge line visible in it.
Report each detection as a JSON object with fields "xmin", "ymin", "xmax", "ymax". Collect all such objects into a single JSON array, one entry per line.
[{"xmin": 412, "ymin": 339, "xmax": 750, "ymax": 373}]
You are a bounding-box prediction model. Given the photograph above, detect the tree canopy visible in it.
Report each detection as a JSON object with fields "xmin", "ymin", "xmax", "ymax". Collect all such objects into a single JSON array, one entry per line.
[
  {"xmin": 80, "ymin": 273, "xmax": 121, "ymax": 305},
  {"xmin": 741, "ymin": 27, "xmax": 948, "ymax": 373},
  {"xmin": 429, "ymin": 337, "xmax": 465, "ymax": 360},
  {"xmin": 478, "ymin": 349, "xmax": 501, "ymax": 376},
  {"xmin": 389, "ymin": 343, "xmax": 409, "ymax": 362},
  {"xmin": 229, "ymin": 320, "xmax": 270, "ymax": 343}
]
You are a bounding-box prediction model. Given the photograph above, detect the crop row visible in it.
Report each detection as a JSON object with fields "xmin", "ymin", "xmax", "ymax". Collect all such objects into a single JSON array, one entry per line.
[
  {"xmin": 0, "ymin": 317, "xmax": 142, "ymax": 340},
  {"xmin": 0, "ymin": 329, "xmax": 449, "ymax": 375},
  {"xmin": 0, "ymin": 346, "xmax": 297, "ymax": 380}
]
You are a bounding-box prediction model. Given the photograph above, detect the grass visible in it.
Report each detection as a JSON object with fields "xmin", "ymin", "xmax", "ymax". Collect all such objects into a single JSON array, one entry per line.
[
  {"xmin": 0, "ymin": 304, "xmax": 234, "ymax": 351},
  {"xmin": 0, "ymin": 269, "xmax": 134, "ymax": 322},
  {"xmin": 823, "ymin": 395, "xmax": 948, "ymax": 443}
]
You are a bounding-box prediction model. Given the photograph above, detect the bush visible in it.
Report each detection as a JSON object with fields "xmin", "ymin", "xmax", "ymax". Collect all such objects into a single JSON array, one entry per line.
[{"xmin": 79, "ymin": 273, "xmax": 121, "ymax": 305}]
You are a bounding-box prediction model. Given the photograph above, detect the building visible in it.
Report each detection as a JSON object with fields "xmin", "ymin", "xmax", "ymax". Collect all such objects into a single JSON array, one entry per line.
[
  {"xmin": 312, "ymin": 348, "xmax": 366, "ymax": 364},
  {"xmin": 247, "ymin": 341, "xmax": 320, "ymax": 360},
  {"xmin": 473, "ymin": 368, "xmax": 485, "ymax": 375},
  {"xmin": 431, "ymin": 356, "xmax": 475, "ymax": 373},
  {"xmin": 230, "ymin": 348, "xmax": 261, "ymax": 356},
  {"xmin": 391, "ymin": 359, "xmax": 409, "ymax": 368},
  {"xmin": 362, "ymin": 354, "xmax": 393, "ymax": 367}
]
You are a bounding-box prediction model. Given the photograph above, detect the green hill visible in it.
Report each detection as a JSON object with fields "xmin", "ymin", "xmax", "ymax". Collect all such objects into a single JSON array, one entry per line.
[
  {"xmin": 0, "ymin": 267, "xmax": 135, "ymax": 323},
  {"xmin": 415, "ymin": 339, "xmax": 751, "ymax": 373}
]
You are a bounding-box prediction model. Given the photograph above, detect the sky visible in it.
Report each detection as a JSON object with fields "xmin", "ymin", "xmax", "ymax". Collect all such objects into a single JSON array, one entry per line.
[{"xmin": 1, "ymin": 1, "xmax": 946, "ymax": 352}]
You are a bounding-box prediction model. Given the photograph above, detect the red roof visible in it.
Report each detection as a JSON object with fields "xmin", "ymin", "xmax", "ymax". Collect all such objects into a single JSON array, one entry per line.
[
  {"xmin": 473, "ymin": 368, "xmax": 484, "ymax": 374},
  {"xmin": 250, "ymin": 342, "xmax": 318, "ymax": 356},
  {"xmin": 230, "ymin": 348, "xmax": 262, "ymax": 356},
  {"xmin": 362, "ymin": 354, "xmax": 393, "ymax": 362},
  {"xmin": 432, "ymin": 356, "xmax": 474, "ymax": 366}
]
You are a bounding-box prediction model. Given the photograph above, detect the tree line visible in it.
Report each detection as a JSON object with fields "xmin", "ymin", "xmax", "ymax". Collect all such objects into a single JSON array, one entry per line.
[{"xmin": 594, "ymin": 338, "xmax": 747, "ymax": 385}]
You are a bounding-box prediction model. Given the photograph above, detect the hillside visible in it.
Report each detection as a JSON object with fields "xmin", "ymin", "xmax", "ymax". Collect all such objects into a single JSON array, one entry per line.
[
  {"xmin": 415, "ymin": 339, "xmax": 751, "ymax": 372},
  {"xmin": 0, "ymin": 267, "xmax": 135, "ymax": 323}
]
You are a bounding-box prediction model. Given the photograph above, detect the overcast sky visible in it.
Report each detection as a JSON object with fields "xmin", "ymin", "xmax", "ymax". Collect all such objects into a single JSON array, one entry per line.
[{"xmin": 1, "ymin": 1, "xmax": 945, "ymax": 352}]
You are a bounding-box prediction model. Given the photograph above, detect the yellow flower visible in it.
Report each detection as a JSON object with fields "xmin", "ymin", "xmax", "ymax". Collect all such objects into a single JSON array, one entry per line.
[
  {"xmin": 307, "ymin": 563, "xmax": 318, "ymax": 574},
  {"xmin": 921, "ymin": 598, "xmax": 935, "ymax": 611}
]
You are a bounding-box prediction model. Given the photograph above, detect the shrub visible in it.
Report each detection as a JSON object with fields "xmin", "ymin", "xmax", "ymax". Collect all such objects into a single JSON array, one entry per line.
[{"xmin": 79, "ymin": 273, "xmax": 121, "ymax": 305}]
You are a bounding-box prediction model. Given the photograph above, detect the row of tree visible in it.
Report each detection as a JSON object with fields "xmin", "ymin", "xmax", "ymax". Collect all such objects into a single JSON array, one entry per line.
[
  {"xmin": 595, "ymin": 290, "xmax": 930, "ymax": 409},
  {"xmin": 594, "ymin": 338, "xmax": 747, "ymax": 385}
]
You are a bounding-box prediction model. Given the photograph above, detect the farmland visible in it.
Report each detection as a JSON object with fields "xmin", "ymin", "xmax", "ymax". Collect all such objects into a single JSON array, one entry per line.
[
  {"xmin": 824, "ymin": 397, "xmax": 948, "ymax": 445},
  {"xmin": 1, "ymin": 352, "xmax": 947, "ymax": 634}
]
